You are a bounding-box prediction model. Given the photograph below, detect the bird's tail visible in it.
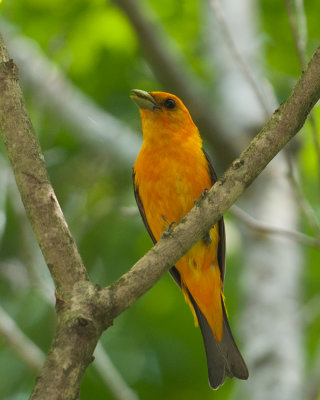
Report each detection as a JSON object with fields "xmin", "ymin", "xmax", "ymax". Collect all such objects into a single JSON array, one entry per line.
[{"xmin": 190, "ymin": 294, "xmax": 249, "ymax": 389}]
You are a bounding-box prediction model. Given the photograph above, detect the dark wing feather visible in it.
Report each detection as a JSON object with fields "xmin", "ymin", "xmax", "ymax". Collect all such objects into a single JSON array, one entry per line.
[
  {"xmin": 133, "ymin": 169, "xmax": 179, "ymax": 284},
  {"xmin": 133, "ymin": 170, "xmax": 157, "ymax": 245},
  {"xmin": 202, "ymin": 149, "xmax": 226, "ymax": 281}
]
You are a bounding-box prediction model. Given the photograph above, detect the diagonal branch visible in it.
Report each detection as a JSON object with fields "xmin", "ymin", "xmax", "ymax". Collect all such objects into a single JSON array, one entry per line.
[
  {"xmin": 283, "ymin": 0, "xmax": 320, "ymax": 190},
  {"xmin": 1, "ymin": 30, "xmax": 320, "ymax": 399},
  {"xmin": 100, "ymin": 44, "xmax": 320, "ymax": 320},
  {"xmin": 0, "ymin": 305, "xmax": 45, "ymax": 372},
  {"xmin": 210, "ymin": 0, "xmax": 271, "ymax": 119}
]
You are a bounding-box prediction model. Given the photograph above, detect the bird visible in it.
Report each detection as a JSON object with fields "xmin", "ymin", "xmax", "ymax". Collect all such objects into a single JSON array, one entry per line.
[{"xmin": 131, "ymin": 89, "xmax": 248, "ymax": 389}]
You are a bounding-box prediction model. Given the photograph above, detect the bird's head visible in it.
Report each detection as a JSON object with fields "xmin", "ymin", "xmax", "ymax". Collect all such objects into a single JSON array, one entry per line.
[{"xmin": 130, "ymin": 89, "xmax": 197, "ymax": 142}]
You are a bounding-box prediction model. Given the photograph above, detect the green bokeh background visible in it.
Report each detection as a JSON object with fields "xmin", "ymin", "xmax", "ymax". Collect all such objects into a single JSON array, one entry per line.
[{"xmin": 0, "ymin": 0, "xmax": 320, "ymax": 399}]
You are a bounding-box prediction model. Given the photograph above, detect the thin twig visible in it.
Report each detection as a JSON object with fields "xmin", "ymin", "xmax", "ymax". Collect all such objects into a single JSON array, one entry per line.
[
  {"xmin": 125, "ymin": 203, "xmax": 320, "ymax": 248},
  {"xmin": 285, "ymin": 151, "xmax": 320, "ymax": 237},
  {"xmin": 295, "ymin": 0, "xmax": 308, "ymax": 59},
  {"xmin": 231, "ymin": 205, "xmax": 320, "ymax": 248},
  {"xmin": 0, "ymin": 305, "xmax": 45, "ymax": 372},
  {"xmin": 210, "ymin": 0, "xmax": 270, "ymax": 119},
  {"xmin": 93, "ymin": 342, "xmax": 139, "ymax": 400},
  {"xmin": 283, "ymin": 0, "xmax": 307, "ymax": 66}
]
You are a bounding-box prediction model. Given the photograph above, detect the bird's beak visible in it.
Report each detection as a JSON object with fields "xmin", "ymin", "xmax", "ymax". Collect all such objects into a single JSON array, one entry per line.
[{"xmin": 130, "ymin": 89, "xmax": 161, "ymax": 110}]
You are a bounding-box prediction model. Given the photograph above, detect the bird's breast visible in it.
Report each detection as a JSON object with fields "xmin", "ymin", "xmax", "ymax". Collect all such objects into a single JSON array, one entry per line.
[{"xmin": 134, "ymin": 142, "xmax": 211, "ymax": 241}]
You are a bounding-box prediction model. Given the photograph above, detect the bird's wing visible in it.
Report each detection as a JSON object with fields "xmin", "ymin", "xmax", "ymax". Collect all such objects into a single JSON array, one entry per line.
[
  {"xmin": 202, "ymin": 149, "xmax": 226, "ymax": 283},
  {"xmin": 133, "ymin": 150, "xmax": 225, "ymax": 284},
  {"xmin": 133, "ymin": 169, "xmax": 181, "ymax": 287},
  {"xmin": 133, "ymin": 170, "xmax": 157, "ymax": 245}
]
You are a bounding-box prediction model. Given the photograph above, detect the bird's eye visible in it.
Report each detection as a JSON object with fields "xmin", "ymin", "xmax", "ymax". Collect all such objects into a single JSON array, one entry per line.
[{"xmin": 164, "ymin": 98, "xmax": 176, "ymax": 109}]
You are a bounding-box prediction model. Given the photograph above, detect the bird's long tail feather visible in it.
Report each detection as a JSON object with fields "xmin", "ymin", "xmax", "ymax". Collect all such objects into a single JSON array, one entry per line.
[{"xmin": 190, "ymin": 293, "xmax": 249, "ymax": 389}]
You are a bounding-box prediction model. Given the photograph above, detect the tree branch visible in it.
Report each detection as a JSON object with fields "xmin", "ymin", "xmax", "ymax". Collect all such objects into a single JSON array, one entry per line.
[
  {"xmin": 0, "ymin": 305, "xmax": 45, "ymax": 372},
  {"xmin": 283, "ymin": 0, "xmax": 320, "ymax": 190},
  {"xmin": 0, "ymin": 39, "xmax": 89, "ymax": 298},
  {"xmin": 99, "ymin": 44, "xmax": 320, "ymax": 321},
  {"xmin": 231, "ymin": 205, "xmax": 320, "ymax": 248},
  {"xmin": 0, "ymin": 34, "xmax": 98, "ymax": 399},
  {"xmin": 93, "ymin": 342, "xmax": 139, "ymax": 400},
  {"xmin": 1, "ymin": 30, "xmax": 320, "ymax": 398},
  {"xmin": 210, "ymin": 0, "xmax": 271, "ymax": 119}
]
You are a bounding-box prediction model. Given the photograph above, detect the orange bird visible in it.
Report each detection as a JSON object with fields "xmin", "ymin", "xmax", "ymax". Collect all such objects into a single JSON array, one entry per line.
[{"xmin": 131, "ymin": 89, "xmax": 248, "ymax": 389}]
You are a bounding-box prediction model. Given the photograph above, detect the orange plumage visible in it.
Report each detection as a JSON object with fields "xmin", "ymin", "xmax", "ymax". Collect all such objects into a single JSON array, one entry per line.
[{"xmin": 131, "ymin": 89, "xmax": 248, "ymax": 389}]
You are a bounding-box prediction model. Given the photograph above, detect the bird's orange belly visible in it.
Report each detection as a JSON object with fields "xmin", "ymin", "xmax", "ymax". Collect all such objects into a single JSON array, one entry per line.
[{"xmin": 136, "ymin": 153, "xmax": 223, "ymax": 340}]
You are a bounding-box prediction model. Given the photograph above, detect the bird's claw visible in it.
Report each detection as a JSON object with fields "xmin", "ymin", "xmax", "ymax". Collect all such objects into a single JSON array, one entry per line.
[
  {"xmin": 161, "ymin": 221, "xmax": 176, "ymax": 238},
  {"xmin": 194, "ymin": 189, "xmax": 209, "ymax": 206},
  {"xmin": 199, "ymin": 188, "xmax": 209, "ymax": 200}
]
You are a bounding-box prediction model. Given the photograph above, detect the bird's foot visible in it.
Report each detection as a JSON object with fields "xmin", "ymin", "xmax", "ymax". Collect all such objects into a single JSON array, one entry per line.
[
  {"xmin": 161, "ymin": 221, "xmax": 176, "ymax": 238},
  {"xmin": 199, "ymin": 188, "xmax": 209, "ymax": 200},
  {"xmin": 194, "ymin": 188, "xmax": 209, "ymax": 206}
]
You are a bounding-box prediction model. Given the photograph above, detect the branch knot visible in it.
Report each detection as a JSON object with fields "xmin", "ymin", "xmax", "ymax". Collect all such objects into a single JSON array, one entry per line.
[{"xmin": 0, "ymin": 59, "xmax": 19, "ymax": 81}]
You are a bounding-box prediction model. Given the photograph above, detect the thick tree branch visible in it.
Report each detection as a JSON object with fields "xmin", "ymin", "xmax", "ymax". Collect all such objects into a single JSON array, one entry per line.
[
  {"xmin": 0, "ymin": 37, "xmax": 89, "ymax": 299},
  {"xmin": 99, "ymin": 45, "xmax": 320, "ymax": 320},
  {"xmin": 1, "ymin": 30, "xmax": 320, "ymax": 398}
]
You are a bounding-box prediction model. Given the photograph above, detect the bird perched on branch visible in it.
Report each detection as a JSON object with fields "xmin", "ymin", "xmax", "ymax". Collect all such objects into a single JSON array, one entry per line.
[{"xmin": 131, "ymin": 89, "xmax": 248, "ymax": 389}]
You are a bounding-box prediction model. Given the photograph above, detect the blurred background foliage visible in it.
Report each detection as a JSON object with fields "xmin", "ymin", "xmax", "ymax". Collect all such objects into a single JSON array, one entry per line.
[{"xmin": 0, "ymin": 0, "xmax": 320, "ymax": 399}]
